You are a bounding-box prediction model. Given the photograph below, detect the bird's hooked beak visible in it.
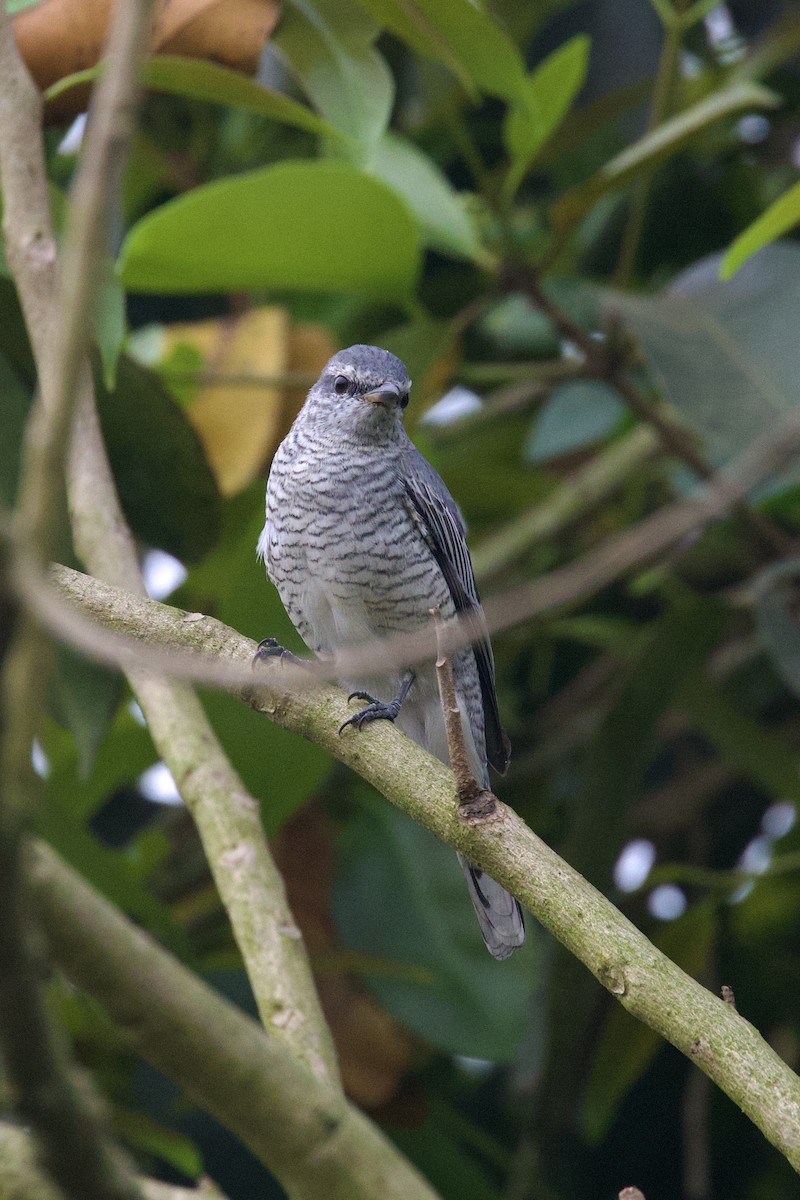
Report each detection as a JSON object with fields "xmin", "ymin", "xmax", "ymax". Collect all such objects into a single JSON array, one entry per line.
[{"xmin": 362, "ymin": 381, "xmax": 406, "ymax": 408}]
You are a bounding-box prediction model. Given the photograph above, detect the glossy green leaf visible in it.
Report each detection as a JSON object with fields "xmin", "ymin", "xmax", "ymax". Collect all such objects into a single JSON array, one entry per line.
[
  {"xmin": 582, "ymin": 903, "xmax": 717, "ymax": 1143},
  {"xmin": 552, "ymin": 81, "xmax": 779, "ymax": 231},
  {"xmin": 334, "ymin": 787, "xmax": 543, "ymax": 1060},
  {"xmin": 371, "ymin": 133, "xmax": 484, "ymax": 262},
  {"xmin": 525, "ymin": 379, "xmax": 624, "ymax": 463},
  {"xmin": 721, "ymin": 180, "xmax": 800, "ymax": 279},
  {"xmin": 120, "ymin": 160, "xmax": 420, "ymax": 298},
  {"xmin": 606, "ymin": 242, "xmax": 800, "ymax": 498},
  {"xmin": 275, "ymin": 0, "xmax": 392, "ymax": 151},
  {"xmin": 96, "ymin": 353, "xmax": 221, "ymax": 562},
  {"xmin": 503, "ymin": 35, "xmax": 591, "ymax": 200},
  {"xmin": 46, "ymin": 56, "xmax": 340, "ymax": 139}
]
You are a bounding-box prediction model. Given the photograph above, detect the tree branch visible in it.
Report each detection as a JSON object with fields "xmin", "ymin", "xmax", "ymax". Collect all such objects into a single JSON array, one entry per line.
[
  {"xmin": 27, "ymin": 841, "xmax": 440, "ymax": 1200},
  {"xmin": 49, "ymin": 563, "xmax": 800, "ymax": 1172},
  {"xmin": 0, "ymin": 0, "xmax": 339, "ymax": 1092},
  {"xmin": 0, "ymin": 1124, "xmax": 230, "ymax": 1200}
]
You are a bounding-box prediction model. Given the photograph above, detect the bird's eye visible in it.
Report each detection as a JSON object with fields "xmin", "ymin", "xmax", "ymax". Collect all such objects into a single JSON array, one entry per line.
[{"xmin": 333, "ymin": 375, "xmax": 351, "ymax": 396}]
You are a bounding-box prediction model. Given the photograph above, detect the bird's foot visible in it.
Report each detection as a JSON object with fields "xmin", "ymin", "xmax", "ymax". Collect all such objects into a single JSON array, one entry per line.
[
  {"xmin": 338, "ymin": 691, "xmax": 402, "ymax": 735},
  {"xmin": 252, "ymin": 637, "xmax": 305, "ymax": 670}
]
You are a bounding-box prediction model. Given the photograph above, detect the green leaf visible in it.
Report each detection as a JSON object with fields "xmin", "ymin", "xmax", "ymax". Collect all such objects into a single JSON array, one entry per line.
[
  {"xmin": 525, "ymin": 380, "xmax": 624, "ymax": 463},
  {"xmin": 46, "ymin": 57, "xmax": 340, "ymax": 139},
  {"xmin": 503, "ymin": 35, "xmax": 591, "ymax": 200},
  {"xmin": 275, "ymin": 0, "xmax": 392, "ymax": 152},
  {"xmin": 119, "ymin": 160, "xmax": 421, "ymax": 299},
  {"xmin": 96, "ymin": 353, "xmax": 222, "ymax": 562},
  {"xmin": 572, "ymin": 598, "xmax": 726, "ymax": 885},
  {"xmin": 0, "ymin": 351, "xmax": 31, "ymax": 509},
  {"xmin": 113, "ymin": 1108, "xmax": 203, "ymax": 1178},
  {"xmin": 582, "ymin": 903, "xmax": 717, "ymax": 1143},
  {"xmin": 354, "ymin": 0, "xmax": 526, "ymax": 100},
  {"xmin": 679, "ymin": 670, "xmax": 800, "ymax": 804},
  {"xmin": 50, "ymin": 647, "xmax": 123, "ymax": 780},
  {"xmin": 370, "ymin": 133, "xmax": 485, "ymax": 262},
  {"xmin": 721, "ymin": 179, "xmax": 800, "ymax": 279},
  {"xmin": 605, "ymin": 242, "xmax": 800, "ymax": 498},
  {"xmin": 96, "ymin": 260, "xmax": 126, "ymax": 391},
  {"xmin": 334, "ymin": 787, "xmax": 544, "ymax": 1060},
  {"xmin": 551, "ymin": 81, "xmax": 780, "ymax": 231},
  {"xmin": 753, "ymin": 560, "xmax": 800, "ymax": 699}
]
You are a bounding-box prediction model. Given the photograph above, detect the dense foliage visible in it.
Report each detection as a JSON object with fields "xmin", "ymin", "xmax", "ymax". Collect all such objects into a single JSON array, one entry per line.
[{"xmin": 4, "ymin": 1, "xmax": 800, "ymax": 1197}]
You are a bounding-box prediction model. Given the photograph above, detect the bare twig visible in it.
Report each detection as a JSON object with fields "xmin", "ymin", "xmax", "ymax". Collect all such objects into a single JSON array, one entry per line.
[{"xmin": 431, "ymin": 607, "xmax": 492, "ymax": 812}]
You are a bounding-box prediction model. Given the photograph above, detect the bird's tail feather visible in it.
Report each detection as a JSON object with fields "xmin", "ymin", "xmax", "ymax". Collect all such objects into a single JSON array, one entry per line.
[{"xmin": 457, "ymin": 852, "xmax": 525, "ymax": 960}]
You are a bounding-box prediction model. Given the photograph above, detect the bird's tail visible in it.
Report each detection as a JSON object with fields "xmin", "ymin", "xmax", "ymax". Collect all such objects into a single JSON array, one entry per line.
[{"xmin": 457, "ymin": 852, "xmax": 525, "ymax": 960}]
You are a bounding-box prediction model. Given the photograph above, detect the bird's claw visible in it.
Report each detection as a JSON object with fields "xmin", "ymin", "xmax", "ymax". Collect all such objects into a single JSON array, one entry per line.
[
  {"xmin": 338, "ymin": 693, "xmax": 401, "ymax": 735},
  {"xmin": 252, "ymin": 637, "xmax": 304, "ymax": 670}
]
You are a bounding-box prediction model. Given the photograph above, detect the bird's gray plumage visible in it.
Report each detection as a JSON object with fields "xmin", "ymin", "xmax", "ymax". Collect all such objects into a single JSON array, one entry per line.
[{"xmin": 259, "ymin": 344, "xmax": 524, "ymax": 959}]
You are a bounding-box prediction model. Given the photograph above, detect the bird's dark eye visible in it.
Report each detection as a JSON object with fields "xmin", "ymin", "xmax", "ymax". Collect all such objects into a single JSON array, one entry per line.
[{"xmin": 333, "ymin": 375, "xmax": 351, "ymax": 396}]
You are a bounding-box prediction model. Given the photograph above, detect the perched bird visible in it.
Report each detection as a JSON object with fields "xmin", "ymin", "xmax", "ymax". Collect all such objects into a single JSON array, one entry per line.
[{"xmin": 257, "ymin": 344, "xmax": 525, "ymax": 959}]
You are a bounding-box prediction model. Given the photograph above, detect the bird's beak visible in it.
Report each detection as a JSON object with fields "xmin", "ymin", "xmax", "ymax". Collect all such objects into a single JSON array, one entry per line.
[{"xmin": 362, "ymin": 381, "xmax": 402, "ymax": 407}]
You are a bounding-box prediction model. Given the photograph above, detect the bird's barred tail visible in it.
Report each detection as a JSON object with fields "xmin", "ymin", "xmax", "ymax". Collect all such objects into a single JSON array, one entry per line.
[{"xmin": 457, "ymin": 852, "xmax": 525, "ymax": 960}]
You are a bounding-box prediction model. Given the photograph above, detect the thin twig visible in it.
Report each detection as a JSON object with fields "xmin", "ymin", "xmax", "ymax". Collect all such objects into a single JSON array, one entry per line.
[
  {"xmin": 516, "ymin": 268, "xmax": 794, "ymax": 558},
  {"xmin": 430, "ymin": 607, "xmax": 491, "ymax": 811}
]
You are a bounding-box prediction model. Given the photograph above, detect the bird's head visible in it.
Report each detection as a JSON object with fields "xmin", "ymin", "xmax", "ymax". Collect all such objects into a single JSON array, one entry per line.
[{"xmin": 302, "ymin": 344, "xmax": 412, "ymax": 439}]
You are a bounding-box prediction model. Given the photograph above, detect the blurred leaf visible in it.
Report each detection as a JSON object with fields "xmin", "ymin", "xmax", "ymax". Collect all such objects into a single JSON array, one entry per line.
[
  {"xmin": 351, "ymin": 0, "xmax": 478, "ymax": 94},
  {"xmin": 471, "ymin": 293, "xmax": 559, "ymax": 360},
  {"xmin": 120, "ymin": 160, "xmax": 421, "ymax": 299},
  {"xmin": 96, "ymin": 261, "xmax": 126, "ymax": 391},
  {"xmin": 721, "ymin": 180, "xmax": 800, "ymax": 279},
  {"xmin": 161, "ymin": 308, "xmax": 333, "ymax": 495},
  {"xmin": 680, "ymin": 671, "xmax": 800, "ymax": 804},
  {"xmin": 503, "ymin": 35, "xmax": 591, "ymax": 201},
  {"xmin": 0, "ymin": 351, "xmax": 31, "ymax": 508},
  {"xmin": 96, "ymin": 353, "xmax": 221, "ymax": 561},
  {"xmin": 390, "ymin": 1111, "xmax": 500, "ymax": 1200},
  {"xmin": 552, "ymin": 81, "xmax": 779, "ymax": 231},
  {"xmin": 525, "ymin": 380, "xmax": 625, "ymax": 463},
  {"xmin": 335, "ymin": 788, "xmax": 543, "ymax": 1060},
  {"xmin": 46, "ymin": 55, "xmax": 340, "ymax": 139},
  {"xmin": 50, "ymin": 648, "xmax": 123, "ymax": 780},
  {"xmin": 573, "ymin": 598, "xmax": 726, "ymax": 884},
  {"xmin": 371, "ymin": 133, "xmax": 484, "ymax": 263},
  {"xmin": 582, "ymin": 902, "xmax": 717, "ymax": 1143},
  {"xmin": 113, "ymin": 1107, "xmax": 203, "ymax": 1178},
  {"xmin": 753, "ymin": 561, "xmax": 800, "ymax": 699},
  {"xmin": 606, "ymin": 243, "xmax": 800, "ymax": 498},
  {"xmin": 275, "ymin": 0, "xmax": 392, "ymax": 152}
]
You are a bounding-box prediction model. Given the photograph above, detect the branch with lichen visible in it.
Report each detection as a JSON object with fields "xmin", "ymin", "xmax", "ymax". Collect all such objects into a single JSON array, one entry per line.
[
  {"xmin": 27, "ymin": 841, "xmax": 439, "ymax": 1200},
  {"xmin": 50, "ymin": 562, "xmax": 800, "ymax": 1173}
]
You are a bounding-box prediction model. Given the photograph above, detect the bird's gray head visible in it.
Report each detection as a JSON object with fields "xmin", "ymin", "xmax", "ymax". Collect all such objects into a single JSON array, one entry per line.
[{"xmin": 301, "ymin": 345, "xmax": 412, "ymax": 440}]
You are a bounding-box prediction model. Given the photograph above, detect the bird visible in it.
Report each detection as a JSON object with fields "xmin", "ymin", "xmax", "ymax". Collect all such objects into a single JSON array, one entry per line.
[{"xmin": 257, "ymin": 344, "xmax": 525, "ymax": 959}]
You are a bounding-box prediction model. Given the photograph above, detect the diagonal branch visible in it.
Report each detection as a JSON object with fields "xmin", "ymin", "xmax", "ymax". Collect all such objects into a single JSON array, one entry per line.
[{"xmin": 49, "ymin": 563, "xmax": 800, "ymax": 1173}]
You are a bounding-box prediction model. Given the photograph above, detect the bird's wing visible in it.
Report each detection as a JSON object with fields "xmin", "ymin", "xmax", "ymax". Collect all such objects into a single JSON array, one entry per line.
[{"xmin": 401, "ymin": 447, "xmax": 510, "ymax": 775}]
